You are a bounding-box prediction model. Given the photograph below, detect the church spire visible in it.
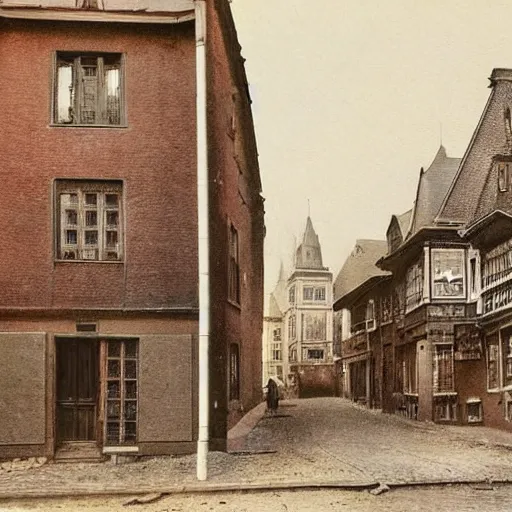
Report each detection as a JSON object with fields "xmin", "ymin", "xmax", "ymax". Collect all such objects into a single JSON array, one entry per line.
[{"xmin": 295, "ymin": 216, "xmax": 324, "ymax": 269}]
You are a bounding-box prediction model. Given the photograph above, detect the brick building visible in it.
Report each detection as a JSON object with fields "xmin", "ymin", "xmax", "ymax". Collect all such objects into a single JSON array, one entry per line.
[
  {"xmin": 333, "ymin": 240, "xmax": 391, "ymax": 409},
  {"xmin": 0, "ymin": 0, "xmax": 264, "ymax": 460}
]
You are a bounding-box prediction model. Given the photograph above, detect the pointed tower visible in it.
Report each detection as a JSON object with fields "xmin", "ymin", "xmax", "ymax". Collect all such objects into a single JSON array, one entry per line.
[{"xmin": 295, "ymin": 217, "xmax": 326, "ymax": 270}]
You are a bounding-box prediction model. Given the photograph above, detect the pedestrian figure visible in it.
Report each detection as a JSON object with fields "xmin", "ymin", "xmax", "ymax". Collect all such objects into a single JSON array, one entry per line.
[{"xmin": 266, "ymin": 378, "xmax": 279, "ymax": 416}]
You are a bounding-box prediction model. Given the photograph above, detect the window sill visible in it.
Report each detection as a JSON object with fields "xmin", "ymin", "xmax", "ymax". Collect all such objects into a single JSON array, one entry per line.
[
  {"xmin": 103, "ymin": 446, "xmax": 138, "ymax": 454},
  {"xmin": 55, "ymin": 259, "xmax": 124, "ymax": 264},
  {"xmin": 50, "ymin": 123, "xmax": 128, "ymax": 129},
  {"xmin": 433, "ymin": 391, "xmax": 457, "ymax": 397}
]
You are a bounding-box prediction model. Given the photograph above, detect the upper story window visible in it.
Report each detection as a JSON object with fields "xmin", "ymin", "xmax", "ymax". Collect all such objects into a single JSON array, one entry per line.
[
  {"xmin": 56, "ymin": 180, "xmax": 123, "ymax": 261},
  {"xmin": 273, "ymin": 327, "xmax": 281, "ymax": 341},
  {"xmin": 228, "ymin": 224, "xmax": 240, "ymax": 304},
  {"xmin": 288, "ymin": 314, "xmax": 296, "ymax": 340},
  {"xmin": 366, "ymin": 299, "xmax": 376, "ymax": 331},
  {"xmin": 303, "ymin": 285, "xmax": 326, "ymax": 302},
  {"xmin": 54, "ymin": 53, "xmax": 124, "ymax": 126},
  {"xmin": 406, "ymin": 260, "xmax": 423, "ymax": 311},
  {"xmin": 288, "ymin": 286, "xmax": 296, "ymax": 305},
  {"xmin": 482, "ymin": 239, "xmax": 512, "ymax": 289},
  {"xmin": 498, "ymin": 162, "xmax": 509, "ymax": 192},
  {"xmin": 431, "ymin": 249, "xmax": 465, "ymax": 299}
]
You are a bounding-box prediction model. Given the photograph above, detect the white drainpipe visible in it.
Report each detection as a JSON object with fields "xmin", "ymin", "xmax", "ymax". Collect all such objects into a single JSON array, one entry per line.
[{"xmin": 195, "ymin": 0, "xmax": 209, "ymax": 481}]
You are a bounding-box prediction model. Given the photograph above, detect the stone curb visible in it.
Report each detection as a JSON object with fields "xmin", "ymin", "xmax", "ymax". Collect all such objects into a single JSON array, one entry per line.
[
  {"xmin": 0, "ymin": 480, "xmax": 379, "ymax": 501},
  {"xmin": 3, "ymin": 477, "xmax": 512, "ymax": 501}
]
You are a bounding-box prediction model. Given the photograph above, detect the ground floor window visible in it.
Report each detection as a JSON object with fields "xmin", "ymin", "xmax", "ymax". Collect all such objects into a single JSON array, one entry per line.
[
  {"xmin": 229, "ymin": 343, "xmax": 240, "ymax": 401},
  {"xmin": 487, "ymin": 336, "xmax": 499, "ymax": 390},
  {"xmin": 433, "ymin": 344, "xmax": 454, "ymax": 393},
  {"xmin": 435, "ymin": 397, "xmax": 457, "ymax": 422},
  {"xmin": 104, "ymin": 339, "xmax": 138, "ymax": 445},
  {"xmin": 466, "ymin": 399, "xmax": 482, "ymax": 423}
]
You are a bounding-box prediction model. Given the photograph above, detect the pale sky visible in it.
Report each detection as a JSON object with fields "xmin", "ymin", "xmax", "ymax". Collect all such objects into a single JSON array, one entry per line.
[{"xmin": 230, "ymin": 0, "xmax": 512, "ymax": 300}]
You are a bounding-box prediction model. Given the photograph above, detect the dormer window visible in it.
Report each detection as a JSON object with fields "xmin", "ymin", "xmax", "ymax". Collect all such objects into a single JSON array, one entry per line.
[{"xmin": 498, "ymin": 162, "xmax": 509, "ymax": 192}]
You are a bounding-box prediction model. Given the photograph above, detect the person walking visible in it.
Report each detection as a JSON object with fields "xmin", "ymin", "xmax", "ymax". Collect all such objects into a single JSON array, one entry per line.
[{"xmin": 266, "ymin": 378, "xmax": 279, "ymax": 416}]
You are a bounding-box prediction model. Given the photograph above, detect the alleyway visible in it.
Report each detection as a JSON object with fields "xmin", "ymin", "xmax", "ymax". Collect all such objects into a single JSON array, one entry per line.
[{"xmin": 2, "ymin": 398, "xmax": 512, "ymax": 501}]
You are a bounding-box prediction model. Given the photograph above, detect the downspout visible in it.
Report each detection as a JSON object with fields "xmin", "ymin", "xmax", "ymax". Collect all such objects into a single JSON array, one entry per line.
[{"xmin": 195, "ymin": 0, "xmax": 209, "ymax": 482}]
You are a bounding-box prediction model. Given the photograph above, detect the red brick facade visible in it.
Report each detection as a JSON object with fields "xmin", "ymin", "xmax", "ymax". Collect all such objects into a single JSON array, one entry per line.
[{"xmin": 0, "ymin": 1, "xmax": 264, "ymax": 459}]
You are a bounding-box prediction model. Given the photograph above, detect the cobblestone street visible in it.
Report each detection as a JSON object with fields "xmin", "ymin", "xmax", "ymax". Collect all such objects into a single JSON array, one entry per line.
[{"xmin": 2, "ymin": 397, "xmax": 512, "ymax": 500}]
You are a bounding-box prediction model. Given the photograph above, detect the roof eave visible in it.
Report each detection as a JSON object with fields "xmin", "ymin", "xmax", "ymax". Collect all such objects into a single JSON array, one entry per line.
[
  {"xmin": 333, "ymin": 274, "xmax": 391, "ymax": 311},
  {"xmin": 0, "ymin": 6, "xmax": 195, "ymax": 23}
]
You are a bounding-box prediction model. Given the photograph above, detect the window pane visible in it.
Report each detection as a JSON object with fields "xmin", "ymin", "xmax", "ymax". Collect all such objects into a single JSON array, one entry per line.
[
  {"xmin": 125, "ymin": 380, "xmax": 137, "ymax": 399},
  {"xmin": 125, "ymin": 360, "xmax": 137, "ymax": 379},
  {"xmin": 124, "ymin": 401, "xmax": 137, "ymax": 420},
  {"xmin": 124, "ymin": 340, "xmax": 137, "ymax": 358},
  {"xmin": 106, "ymin": 422, "xmax": 120, "ymax": 444},
  {"xmin": 106, "ymin": 231, "xmax": 118, "ymax": 248},
  {"xmin": 66, "ymin": 230, "xmax": 77, "ymax": 245},
  {"xmin": 107, "ymin": 381, "xmax": 120, "ymax": 399},
  {"xmin": 105, "ymin": 194, "xmax": 119, "ymax": 207},
  {"xmin": 85, "ymin": 211, "xmax": 97, "ymax": 227},
  {"xmin": 85, "ymin": 231, "xmax": 98, "ymax": 245},
  {"xmin": 108, "ymin": 341, "xmax": 121, "ymax": 357},
  {"xmin": 56, "ymin": 60, "xmax": 74, "ymax": 124},
  {"xmin": 106, "ymin": 211, "xmax": 118, "ymax": 227},
  {"xmin": 107, "ymin": 400, "xmax": 120, "ymax": 419},
  {"xmin": 105, "ymin": 67, "xmax": 121, "ymax": 125},
  {"xmin": 107, "ymin": 360, "xmax": 121, "ymax": 378},
  {"xmin": 124, "ymin": 422, "xmax": 136, "ymax": 443},
  {"xmin": 66, "ymin": 210, "xmax": 77, "ymax": 225},
  {"xmin": 85, "ymin": 193, "xmax": 97, "ymax": 206},
  {"xmin": 79, "ymin": 57, "xmax": 98, "ymax": 125}
]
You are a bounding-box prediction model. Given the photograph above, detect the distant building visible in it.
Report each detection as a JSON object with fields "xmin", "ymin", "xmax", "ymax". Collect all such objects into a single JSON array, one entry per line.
[
  {"xmin": 263, "ymin": 217, "xmax": 335, "ymax": 397},
  {"xmin": 333, "ymin": 240, "xmax": 391, "ymax": 409}
]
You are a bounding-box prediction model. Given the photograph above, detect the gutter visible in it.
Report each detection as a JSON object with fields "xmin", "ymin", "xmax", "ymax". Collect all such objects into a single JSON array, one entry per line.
[{"xmin": 194, "ymin": 0, "xmax": 209, "ymax": 482}]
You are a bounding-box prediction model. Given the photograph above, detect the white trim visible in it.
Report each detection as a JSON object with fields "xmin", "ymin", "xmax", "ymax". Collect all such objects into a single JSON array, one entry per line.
[
  {"xmin": 0, "ymin": 7, "xmax": 195, "ymax": 24},
  {"xmin": 103, "ymin": 446, "xmax": 139, "ymax": 454}
]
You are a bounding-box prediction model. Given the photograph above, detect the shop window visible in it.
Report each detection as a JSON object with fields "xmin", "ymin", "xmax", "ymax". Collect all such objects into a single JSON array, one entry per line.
[
  {"xmin": 229, "ymin": 343, "xmax": 240, "ymax": 401},
  {"xmin": 54, "ymin": 53, "xmax": 124, "ymax": 126},
  {"xmin": 487, "ymin": 341, "xmax": 499, "ymax": 390},
  {"xmin": 433, "ymin": 344, "xmax": 454, "ymax": 393},
  {"xmin": 104, "ymin": 339, "xmax": 138, "ymax": 446},
  {"xmin": 56, "ymin": 180, "xmax": 123, "ymax": 261},
  {"xmin": 467, "ymin": 399, "xmax": 482, "ymax": 423}
]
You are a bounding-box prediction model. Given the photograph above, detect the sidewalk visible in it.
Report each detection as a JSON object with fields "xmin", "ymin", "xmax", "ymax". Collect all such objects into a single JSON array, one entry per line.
[{"xmin": 2, "ymin": 398, "xmax": 512, "ymax": 501}]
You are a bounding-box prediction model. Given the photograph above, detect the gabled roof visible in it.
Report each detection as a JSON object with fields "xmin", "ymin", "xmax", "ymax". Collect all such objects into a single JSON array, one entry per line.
[
  {"xmin": 295, "ymin": 216, "xmax": 326, "ymax": 270},
  {"xmin": 333, "ymin": 240, "xmax": 390, "ymax": 306},
  {"xmin": 408, "ymin": 145, "xmax": 461, "ymax": 237},
  {"xmin": 397, "ymin": 209, "xmax": 412, "ymax": 238},
  {"xmin": 437, "ymin": 69, "xmax": 512, "ymax": 226}
]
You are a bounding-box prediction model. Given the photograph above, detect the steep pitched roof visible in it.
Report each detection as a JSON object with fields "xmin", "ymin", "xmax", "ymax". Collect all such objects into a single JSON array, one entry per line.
[
  {"xmin": 266, "ymin": 261, "xmax": 288, "ymax": 317},
  {"xmin": 295, "ymin": 216, "xmax": 325, "ymax": 270},
  {"xmin": 408, "ymin": 145, "xmax": 461, "ymax": 236},
  {"xmin": 397, "ymin": 209, "xmax": 412, "ymax": 238},
  {"xmin": 438, "ymin": 69, "xmax": 512, "ymax": 226},
  {"xmin": 333, "ymin": 240, "xmax": 390, "ymax": 304}
]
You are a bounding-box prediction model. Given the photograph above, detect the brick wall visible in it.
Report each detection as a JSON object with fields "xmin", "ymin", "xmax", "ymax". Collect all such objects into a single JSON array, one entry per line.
[
  {"xmin": 0, "ymin": 19, "xmax": 198, "ymax": 310},
  {"xmin": 206, "ymin": 1, "xmax": 265, "ymax": 435}
]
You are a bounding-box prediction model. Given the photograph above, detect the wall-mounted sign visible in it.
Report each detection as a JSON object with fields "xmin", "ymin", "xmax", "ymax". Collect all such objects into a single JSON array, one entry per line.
[
  {"xmin": 431, "ymin": 249, "xmax": 466, "ymax": 299},
  {"xmin": 454, "ymin": 324, "xmax": 482, "ymax": 360}
]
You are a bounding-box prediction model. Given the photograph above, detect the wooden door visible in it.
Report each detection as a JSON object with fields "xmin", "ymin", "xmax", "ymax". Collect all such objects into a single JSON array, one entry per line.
[{"xmin": 56, "ymin": 338, "xmax": 98, "ymax": 443}]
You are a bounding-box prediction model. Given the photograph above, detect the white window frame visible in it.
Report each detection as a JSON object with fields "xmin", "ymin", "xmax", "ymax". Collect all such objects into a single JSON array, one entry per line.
[
  {"xmin": 56, "ymin": 180, "xmax": 123, "ymax": 262},
  {"xmin": 431, "ymin": 248, "xmax": 466, "ymax": 300},
  {"xmin": 466, "ymin": 399, "xmax": 482, "ymax": 423}
]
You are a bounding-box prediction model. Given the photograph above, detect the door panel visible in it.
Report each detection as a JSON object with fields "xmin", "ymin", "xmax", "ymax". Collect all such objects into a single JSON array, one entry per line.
[{"xmin": 56, "ymin": 339, "xmax": 98, "ymax": 442}]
